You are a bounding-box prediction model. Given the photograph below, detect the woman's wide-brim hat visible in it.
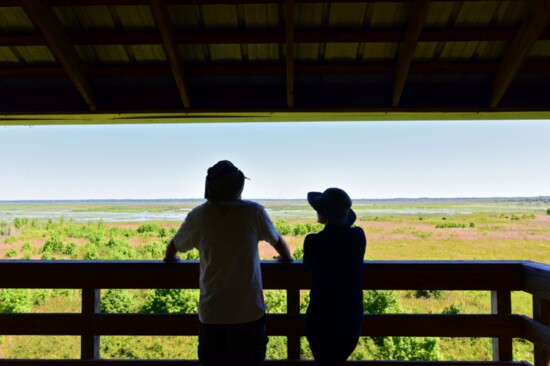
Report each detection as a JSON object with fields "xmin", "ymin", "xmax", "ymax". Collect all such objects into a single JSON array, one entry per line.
[{"xmin": 307, "ymin": 188, "xmax": 356, "ymax": 227}]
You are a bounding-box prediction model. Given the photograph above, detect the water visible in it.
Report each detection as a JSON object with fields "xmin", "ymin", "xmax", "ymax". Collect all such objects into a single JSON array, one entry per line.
[{"xmin": 0, "ymin": 199, "xmax": 546, "ymax": 223}]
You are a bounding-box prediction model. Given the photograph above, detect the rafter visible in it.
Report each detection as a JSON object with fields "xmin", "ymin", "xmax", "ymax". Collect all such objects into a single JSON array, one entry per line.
[
  {"xmin": 150, "ymin": 0, "xmax": 191, "ymax": 108},
  {"xmin": 491, "ymin": 0, "xmax": 550, "ymax": 107},
  {"xmin": 21, "ymin": 0, "xmax": 96, "ymax": 111},
  {"xmin": 392, "ymin": 0, "xmax": 430, "ymax": 107},
  {"xmin": 285, "ymin": 0, "xmax": 295, "ymax": 108}
]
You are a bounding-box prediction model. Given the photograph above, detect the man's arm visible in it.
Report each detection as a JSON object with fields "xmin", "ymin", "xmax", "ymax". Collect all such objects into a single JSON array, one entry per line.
[
  {"xmin": 164, "ymin": 238, "xmax": 181, "ymax": 263},
  {"xmin": 273, "ymin": 235, "xmax": 293, "ymax": 262}
]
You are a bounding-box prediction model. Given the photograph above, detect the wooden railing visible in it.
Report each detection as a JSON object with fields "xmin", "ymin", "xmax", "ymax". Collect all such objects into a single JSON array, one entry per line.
[{"xmin": 1, "ymin": 260, "xmax": 550, "ymax": 366}]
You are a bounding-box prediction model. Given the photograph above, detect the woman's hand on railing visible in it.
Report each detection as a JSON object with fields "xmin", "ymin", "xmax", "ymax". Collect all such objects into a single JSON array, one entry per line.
[{"xmin": 273, "ymin": 255, "xmax": 294, "ymax": 262}]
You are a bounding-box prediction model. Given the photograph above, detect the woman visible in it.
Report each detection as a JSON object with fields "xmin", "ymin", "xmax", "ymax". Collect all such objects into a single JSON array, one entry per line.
[{"xmin": 303, "ymin": 187, "xmax": 367, "ymax": 365}]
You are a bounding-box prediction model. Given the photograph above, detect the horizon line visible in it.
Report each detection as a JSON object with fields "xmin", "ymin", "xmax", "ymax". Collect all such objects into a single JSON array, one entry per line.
[{"xmin": 1, "ymin": 196, "xmax": 550, "ymax": 203}]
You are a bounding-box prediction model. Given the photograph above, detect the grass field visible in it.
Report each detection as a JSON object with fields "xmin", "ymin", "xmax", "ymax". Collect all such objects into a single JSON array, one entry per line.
[{"xmin": 1, "ymin": 199, "xmax": 549, "ymax": 361}]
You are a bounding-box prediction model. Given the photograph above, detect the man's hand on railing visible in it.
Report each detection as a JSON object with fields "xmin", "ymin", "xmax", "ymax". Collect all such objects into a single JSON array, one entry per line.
[
  {"xmin": 163, "ymin": 254, "xmax": 182, "ymax": 263},
  {"xmin": 273, "ymin": 235, "xmax": 293, "ymax": 262},
  {"xmin": 163, "ymin": 239, "xmax": 181, "ymax": 263}
]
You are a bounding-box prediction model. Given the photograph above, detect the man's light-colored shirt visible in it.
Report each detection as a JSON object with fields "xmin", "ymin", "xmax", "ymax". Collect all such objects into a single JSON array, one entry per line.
[{"xmin": 173, "ymin": 199, "xmax": 279, "ymax": 324}]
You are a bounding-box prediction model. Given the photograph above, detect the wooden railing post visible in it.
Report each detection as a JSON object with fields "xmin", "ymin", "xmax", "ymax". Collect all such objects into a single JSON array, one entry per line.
[
  {"xmin": 287, "ymin": 288, "xmax": 301, "ymax": 360},
  {"xmin": 81, "ymin": 288, "xmax": 100, "ymax": 360},
  {"xmin": 533, "ymin": 296, "xmax": 550, "ymax": 366},
  {"xmin": 491, "ymin": 290, "xmax": 513, "ymax": 361}
]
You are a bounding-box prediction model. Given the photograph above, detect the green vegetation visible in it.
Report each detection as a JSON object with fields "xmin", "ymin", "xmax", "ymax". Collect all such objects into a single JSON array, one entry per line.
[
  {"xmin": 1, "ymin": 199, "xmax": 549, "ymax": 361},
  {"xmin": 435, "ymin": 222, "xmax": 467, "ymax": 229},
  {"xmin": 275, "ymin": 219, "xmax": 323, "ymax": 236},
  {"xmin": 101, "ymin": 289, "xmax": 137, "ymax": 314}
]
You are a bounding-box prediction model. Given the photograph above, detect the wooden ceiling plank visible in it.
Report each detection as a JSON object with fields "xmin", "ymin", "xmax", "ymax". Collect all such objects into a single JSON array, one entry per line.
[
  {"xmin": 286, "ymin": 0, "xmax": 295, "ymax": 108},
  {"xmin": 150, "ymin": 0, "xmax": 191, "ymax": 109},
  {"xmin": 21, "ymin": 0, "xmax": 96, "ymax": 111},
  {"xmin": 491, "ymin": 0, "xmax": 550, "ymax": 107},
  {"xmin": 392, "ymin": 0, "xmax": 430, "ymax": 107}
]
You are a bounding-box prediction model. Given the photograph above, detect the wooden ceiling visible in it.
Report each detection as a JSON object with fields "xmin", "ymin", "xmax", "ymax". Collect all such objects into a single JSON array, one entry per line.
[{"xmin": 0, "ymin": 0, "xmax": 549, "ymax": 124}]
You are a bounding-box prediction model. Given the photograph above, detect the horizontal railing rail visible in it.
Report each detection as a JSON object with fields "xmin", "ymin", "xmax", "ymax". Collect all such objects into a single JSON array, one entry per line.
[{"xmin": 0, "ymin": 260, "xmax": 549, "ymax": 366}]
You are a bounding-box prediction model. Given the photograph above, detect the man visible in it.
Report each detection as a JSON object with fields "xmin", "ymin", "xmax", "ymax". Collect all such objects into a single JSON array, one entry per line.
[{"xmin": 164, "ymin": 160, "xmax": 293, "ymax": 366}]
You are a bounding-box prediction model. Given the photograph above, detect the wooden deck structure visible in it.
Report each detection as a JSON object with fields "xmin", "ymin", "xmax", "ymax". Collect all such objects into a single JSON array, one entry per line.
[
  {"xmin": 1, "ymin": 260, "xmax": 550, "ymax": 365},
  {"xmin": 0, "ymin": 0, "xmax": 549, "ymax": 124}
]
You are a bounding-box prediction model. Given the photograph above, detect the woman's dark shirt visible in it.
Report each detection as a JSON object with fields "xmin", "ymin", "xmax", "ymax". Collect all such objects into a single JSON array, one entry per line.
[{"xmin": 304, "ymin": 224, "xmax": 367, "ymax": 320}]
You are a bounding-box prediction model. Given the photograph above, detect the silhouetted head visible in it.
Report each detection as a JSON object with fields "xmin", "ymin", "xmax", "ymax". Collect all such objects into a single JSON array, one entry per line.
[
  {"xmin": 307, "ymin": 188, "xmax": 356, "ymax": 227},
  {"xmin": 205, "ymin": 160, "xmax": 246, "ymax": 202}
]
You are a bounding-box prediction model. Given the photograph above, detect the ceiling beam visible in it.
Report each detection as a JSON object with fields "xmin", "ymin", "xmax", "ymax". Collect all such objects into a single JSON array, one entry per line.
[
  {"xmin": 4, "ymin": 61, "xmax": 549, "ymax": 78},
  {"xmin": 150, "ymin": 0, "xmax": 191, "ymax": 108},
  {"xmin": 21, "ymin": 0, "xmax": 96, "ymax": 111},
  {"xmin": 392, "ymin": 0, "xmax": 430, "ymax": 107},
  {"xmin": 285, "ymin": 0, "xmax": 295, "ymax": 108},
  {"xmin": 3, "ymin": 0, "xmax": 524, "ymax": 6},
  {"xmin": 491, "ymin": 0, "xmax": 550, "ymax": 107},
  {"xmin": 4, "ymin": 27, "xmax": 550, "ymax": 47}
]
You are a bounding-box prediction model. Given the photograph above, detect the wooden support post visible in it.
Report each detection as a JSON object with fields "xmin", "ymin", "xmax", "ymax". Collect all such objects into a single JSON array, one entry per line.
[
  {"xmin": 286, "ymin": 288, "xmax": 301, "ymax": 360},
  {"xmin": 285, "ymin": 0, "xmax": 295, "ymax": 108},
  {"xmin": 491, "ymin": 290, "xmax": 513, "ymax": 361},
  {"xmin": 81, "ymin": 288, "xmax": 100, "ymax": 360},
  {"xmin": 533, "ymin": 296, "xmax": 550, "ymax": 366}
]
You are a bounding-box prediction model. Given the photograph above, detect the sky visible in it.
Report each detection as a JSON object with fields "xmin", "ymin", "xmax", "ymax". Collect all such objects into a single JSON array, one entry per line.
[{"xmin": 0, "ymin": 119, "xmax": 549, "ymax": 200}]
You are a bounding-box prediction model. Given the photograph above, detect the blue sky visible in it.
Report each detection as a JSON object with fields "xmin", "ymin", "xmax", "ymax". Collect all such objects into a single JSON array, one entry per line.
[{"xmin": 1, "ymin": 120, "xmax": 549, "ymax": 200}]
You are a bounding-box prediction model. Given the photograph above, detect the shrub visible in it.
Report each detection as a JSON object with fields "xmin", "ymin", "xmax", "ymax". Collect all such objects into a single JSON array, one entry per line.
[
  {"xmin": 547, "ymin": 208, "xmax": 550, "ymax": 215},
  {"xmin": 101, "ymin": 289, "xmax": 136, "ymax": 313},
  {"xmin": 14, "ymin": 217, "xmax": 28, "ymax": 229},
  {"xmin": 158, "ymin": 227, "xmax": 168, "ymax": 238},
  {"xmin": 31, "ymin": 218, "xmax": 39, "ymax": 228},
  {"xmin": 442, "ymin": 302, "xmax": 465, "ymax": 315},
  {"xmin": 275, "ymin": 220, "xmax": 292, "ymax": 236},
  {"xmin": 435, "ymin": 222, "xmax": 466, "ymax": 229},
  {"xmin": 364, "ymin": 290, "xmax": 401, "ymax": 314},
  {"xmin": 32, "ymin": 289, "xmax": 53, "ymax": 306},
  {"xmin": 21, "ymin": 242, "xmax": 33, "ymax": 252},
  {"xmin": 41, "ymin": 235, "xmax": 65, "ymax": 254},
  {"xmin": 109, "ymin": 227, "xmax": 134, "ymax": 238},
  {"xmin": 41, "ymin": 251, "xmax": 55, "ymax": 260},
  {"xmin": 63, "ymin": 242, "xmax": 77, "ymax": 256},
  {"xmin": 182, "ymin": 248, "xmax": 199, "ymax": 260},
  {"xmin": 265, "ymin": 290, "xmax": 286, "ymax": 313},
  {"xmin": 4, "ymin": 249, "xmax": 17, "ymax": 258},
  {"xmin": 139, "ymin": 241, "xmax": 166, "ymax": 259},
  {"xmin": 293, "ymin": 223, "xmax": 308, "ymax": 236},
  {"xmin": 137, "ymin": 223, "xmax": 161, "ymax": 234},
  {"xmin": 110, "ymin": 245, "xmax": 137, "ymax": 260},
  {"xmin": 83, "ymin": 244, "xmax": 98, "ymax": 260},
  {"xmin": 142, "ymin": 289, "xmax": 199, "ymax": 314},
  {"xmin": 415, "ymin": 290, "xmax": 444, "ymax": 299},
  {"xmin": 304, "ymin": 223, "xmax": 323, "ymax": 234},
  {"xmin": 4, "ymin": 236, "xmax": 17, "ymax": 244},
  {"xmin": 293, "ymin": 247, "xmax": 304, "ymax": 260},
  {"xmin": 0, "ymin": 289, "xmax": 33, "ymax": 313},
  {"xmin": 376, "ymin": 336, "xmax": 440, "ymax": 360},
  {"xmin": 105, "ymin": 236, "xmax": 129, "ymax": 248},
  {"xmin": 469, "ymin": 222, "xmax": 476, "ymax": 228}
]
